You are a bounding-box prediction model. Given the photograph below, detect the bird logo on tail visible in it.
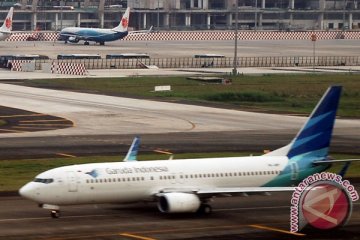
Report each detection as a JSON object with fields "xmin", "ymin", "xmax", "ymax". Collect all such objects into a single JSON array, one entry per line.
[
  {"xmin": 121, "ymin": 17, "xmax": 128, "ymax": 28},
  {"xmin": 5, "ymin": 18, "xmax": 11, "ymax": 29}
]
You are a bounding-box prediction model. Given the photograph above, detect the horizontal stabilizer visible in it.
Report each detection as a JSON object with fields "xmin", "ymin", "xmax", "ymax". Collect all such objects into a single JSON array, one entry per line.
[{"xmin": 313, "ymin": 159, "xmax": 360, "ymax": 164}]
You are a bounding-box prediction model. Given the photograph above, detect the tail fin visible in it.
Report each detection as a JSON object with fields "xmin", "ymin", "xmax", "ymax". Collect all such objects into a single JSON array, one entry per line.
[
  {"xmin": 266, "ymin": 86, "xmax": 342, "ymax": 162},
  {"xmin": 0, "ymin": 7, "xmax": 13, "ymax": 33},
  {"xmin": 112, "ymin": 7, "xmax": 130, "ymax": 32},
  {"xmin": 123, "ymin": 136, "xmax": 141, "ymax": 162}
]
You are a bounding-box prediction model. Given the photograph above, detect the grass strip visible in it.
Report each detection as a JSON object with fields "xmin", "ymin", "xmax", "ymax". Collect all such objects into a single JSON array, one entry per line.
[{"xmin": 25, "ymin": 74, "xmax": 360, "ymax": 117}]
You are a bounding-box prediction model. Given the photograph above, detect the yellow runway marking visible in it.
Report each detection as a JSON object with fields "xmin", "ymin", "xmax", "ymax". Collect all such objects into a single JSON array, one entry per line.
[
  {"xmin": 0, "ymin": 114, "xmax": 46, "ymax": 118},
  {"xmin": 249, "ymin": 224, "xmax": 305, "ymax": 236},
  {"xmin": 153, "ymin": 149, "xmax": 173, "ymax": 155},
  {"xmin": 120, "ymin": 233, "xmax": 156, "ymax": 240},
  {"xmin": 56, "ymin": 153, "xmax": 77, "ymax": 158},
  {"xmin": 130, "ymin": 225, "xmax": 243, "ymax": 235}
]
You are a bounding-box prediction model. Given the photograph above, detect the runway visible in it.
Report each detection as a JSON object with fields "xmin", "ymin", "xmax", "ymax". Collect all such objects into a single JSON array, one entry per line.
[
  {"xmin": 1, "ymin": 186, "xmax": 359, "ymax": 240},
  {"xmin": 1, "ymin": 39, "xmax": 360, "ymax": 59}
]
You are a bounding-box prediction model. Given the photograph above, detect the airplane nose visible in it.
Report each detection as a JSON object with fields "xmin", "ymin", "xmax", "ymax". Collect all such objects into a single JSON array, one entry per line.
[{"xmin": 19, "ymin": 183, "xmax": 36, "ymax": 200}]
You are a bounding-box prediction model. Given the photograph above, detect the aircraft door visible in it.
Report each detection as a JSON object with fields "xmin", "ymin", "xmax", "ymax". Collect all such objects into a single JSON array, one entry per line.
[
  {"xmin": 67, "ymin": 171, "xmax": 78, "ymax": 192},
  {"xmin": 290, "ymin": 162, "xmax": 299, "ymax": 183}
]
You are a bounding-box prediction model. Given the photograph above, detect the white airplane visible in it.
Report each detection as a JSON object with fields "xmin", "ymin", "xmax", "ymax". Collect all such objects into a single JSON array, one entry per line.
[
  {"xmin": 58, "ymin": 8, "xmax": 152, "ymax": 46},
  {"xmin": 0, "ymin": 7, "xmax": 14, "ymax": 41},
  {"xmin": 19, "ymin": 86, "xmax": 355, "ymax": 218}
]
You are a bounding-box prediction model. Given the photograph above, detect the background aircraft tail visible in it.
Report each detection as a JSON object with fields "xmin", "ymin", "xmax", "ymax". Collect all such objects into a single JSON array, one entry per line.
[
  {"xmin": 112, "ymin": 7, "xmax": 130, "ymax": 32},
  {"xmin": 0, "ymin": 7, "xmax": 13, "ymax": 33},
  {"xmin": 266, "ymin": 86, "xmax": 342, "ymax": 163}
]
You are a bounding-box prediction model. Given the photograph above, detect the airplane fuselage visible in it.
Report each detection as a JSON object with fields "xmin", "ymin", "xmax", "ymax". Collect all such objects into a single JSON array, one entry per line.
[
  {"xmin": 59, "ymin": 27, "xmax": 128, "ymax": 43},
  {"xmin": 21, "ymin": 156, "xmax": 290, "ymax": 205}
]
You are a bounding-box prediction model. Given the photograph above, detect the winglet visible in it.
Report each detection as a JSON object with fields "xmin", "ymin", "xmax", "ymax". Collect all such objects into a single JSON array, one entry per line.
[
  {"xmin": 123, "ymin": 136, "xmax": 141, "ymax": 162},
  {"xmin": 0, "ymin": 7, "xmax": 14, "ymax": 33},
  {"xmin": 112, "ymin": 7, "xmax": 130, "ymax": 32}
]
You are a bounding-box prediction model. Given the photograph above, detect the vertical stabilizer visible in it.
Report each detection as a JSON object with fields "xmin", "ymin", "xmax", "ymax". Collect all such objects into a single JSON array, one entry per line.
[
  {"xmin": 0, "ymin": 7, "xmax": 13, "ymax": 33},
  {"xmin": 112, "ymin": 7, "xmax": 130, "ymax": 32},
  {"xmin": 266, "ymin": 86, "xmax": 342, "ymax": 162}
]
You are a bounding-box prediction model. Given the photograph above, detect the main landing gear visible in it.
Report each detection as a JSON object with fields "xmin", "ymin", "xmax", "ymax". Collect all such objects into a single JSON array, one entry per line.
[
  {"xmin": 197, "ymin": 203, "xmax": 212, "ymax": 214},
  {"xmin": 84, "ymin": 41, "xmax": 90, "ymax": 45}
]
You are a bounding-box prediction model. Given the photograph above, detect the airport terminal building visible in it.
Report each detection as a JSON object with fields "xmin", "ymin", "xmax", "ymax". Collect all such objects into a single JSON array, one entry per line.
[{"xmin": 1, "ymin": 0, "xmax": 360, "ymax": 31}]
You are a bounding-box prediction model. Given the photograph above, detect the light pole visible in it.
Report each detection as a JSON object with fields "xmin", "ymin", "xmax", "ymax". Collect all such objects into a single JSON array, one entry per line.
[{"xmin": 232, "ymin": 0, "xmax": 238, "ymax": 76}]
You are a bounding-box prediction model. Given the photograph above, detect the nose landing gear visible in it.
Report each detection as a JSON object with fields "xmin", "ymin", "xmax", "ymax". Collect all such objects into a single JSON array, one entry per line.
[
  {"xmin": 39, "ymin": 204, "xmax": 61, "ymax": 218},
  {"xmin": 51, "ymin": 210, "xmax": 61, "ymax": 218}
]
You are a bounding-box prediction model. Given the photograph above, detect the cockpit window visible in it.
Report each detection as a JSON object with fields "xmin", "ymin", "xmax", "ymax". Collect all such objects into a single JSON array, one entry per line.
[{"xmin": 33, "ymin": 178, "xmax": 54, "ymax": 184}]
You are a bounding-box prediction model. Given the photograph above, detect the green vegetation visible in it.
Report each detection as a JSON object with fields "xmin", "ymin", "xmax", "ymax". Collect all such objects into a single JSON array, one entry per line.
[
  {"xmin": 0, "ymin": 120, "xmax": 6, "ymax": 126},
  {"xmin": 1, "ymin": 152, "xmax": 359, "ymax": 192},
  {"xmin": 25, "ymin": 74, "xmax": 360, "ymax": 117}
]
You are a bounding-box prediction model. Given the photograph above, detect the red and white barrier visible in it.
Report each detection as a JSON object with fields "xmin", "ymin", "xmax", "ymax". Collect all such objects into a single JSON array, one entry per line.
[
  {"xmin": 6, "ymin": 30, "xmax": 360, "ymax": 42},
  {"xmin": 51, "ymin": 62, "xmax": 88, "ymax": 75},
  {"xmin": 9, "ymin": 60, "xmax": 32, "ymax": 71}
]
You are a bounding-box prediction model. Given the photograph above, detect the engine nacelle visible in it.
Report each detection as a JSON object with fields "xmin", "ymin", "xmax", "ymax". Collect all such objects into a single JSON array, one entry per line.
[
  {"xmin": 157, "ymin": 192, "xmax": 201, "ymax": 213},
  {"xmin": 68, "ymin": 36, "xmax": 79, "ymax": 43}
]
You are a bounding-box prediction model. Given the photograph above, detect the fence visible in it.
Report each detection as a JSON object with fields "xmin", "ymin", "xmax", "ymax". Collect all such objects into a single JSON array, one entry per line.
[{"xmin": 33, "ymin": 56, "xmax": 360, "ymax": 70}]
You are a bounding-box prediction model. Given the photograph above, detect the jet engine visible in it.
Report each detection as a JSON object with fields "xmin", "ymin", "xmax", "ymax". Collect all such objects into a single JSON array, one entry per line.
[
  {"xmin": 68, "ymin": 36, "xmax": 79, "ymax": 43},
  {"xmin": 157, "ymin": 192, "xmax": 201, "ymax": 213}
]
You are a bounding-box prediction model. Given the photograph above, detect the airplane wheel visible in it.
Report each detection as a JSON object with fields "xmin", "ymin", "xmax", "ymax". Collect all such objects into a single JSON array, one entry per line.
[
  {"xmin": 84, "ymin": 41, "xmax": 89, "ymax": 46},
  {"xmin": 197, "ymin": 204, "xmax": 212, "ymax": 214},
  {"xmin": 51, "ymin": 210, "xmax": 60, "ymax": 218},
  {"xmin": 100, "ymin": 42, "xmax": 105, "ymax": 46}
]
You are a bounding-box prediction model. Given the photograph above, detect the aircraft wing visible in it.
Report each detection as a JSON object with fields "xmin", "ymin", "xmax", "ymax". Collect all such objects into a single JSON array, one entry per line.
[{"xmin": 157, "ymin": 186, "xmax": 295, "ymax": 198}]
